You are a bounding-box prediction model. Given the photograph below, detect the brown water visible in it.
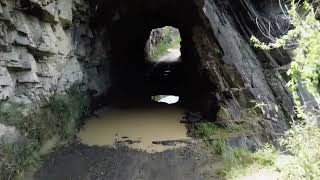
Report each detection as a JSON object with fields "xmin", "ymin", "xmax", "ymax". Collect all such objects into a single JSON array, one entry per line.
[{"xmin": 79, "ymin": 104, "xmax": 191, "ymax": 153}]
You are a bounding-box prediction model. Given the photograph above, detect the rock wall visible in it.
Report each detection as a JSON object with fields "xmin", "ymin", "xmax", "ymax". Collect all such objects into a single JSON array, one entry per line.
[
  {"xmin": 0, "ymin": 0, "xmax": 110, "ymax": 106},
  {"xmin": 198, "ymin": 0, "xmax": 294, "ymax": 135}
]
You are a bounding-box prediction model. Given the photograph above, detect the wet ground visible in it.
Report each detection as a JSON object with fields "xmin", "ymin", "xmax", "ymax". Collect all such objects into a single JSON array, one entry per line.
[
  {"xmin": 34, "ymin": 143, "xmax": 221, "ymax": 180},
  {"xmin": 79, "ymin": 104, "xmax": 190, "ymax": 153},
  {"xmin": 33, "ymin": 103, "xmax": 222, "ymax": 180},
  {"xmin": 32, "ymin": 48, "xmax": 221, "ymax": 180}
]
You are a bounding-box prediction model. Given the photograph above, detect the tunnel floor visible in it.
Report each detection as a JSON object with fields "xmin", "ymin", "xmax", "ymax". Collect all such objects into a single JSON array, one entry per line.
[
  {"xmin": 33, "ymin": 103, "xmax": 223, "ymax": 180},
  {"xmin": 31, "ymin": 29, "xmax": 223, "ymax": 179},
  {"xmin": 79, "ymin": 103, "xmax": 191, "ymax": 153},
  {"xmin": 34, "ymin": 141, "xmax": 221, "ymax": 180},
  {"xmin": 33, "ymin": 100, "xmax": 224, "ymax": 180}
]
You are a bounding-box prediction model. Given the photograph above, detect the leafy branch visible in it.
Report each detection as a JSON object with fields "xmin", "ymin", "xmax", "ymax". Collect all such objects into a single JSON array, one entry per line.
[{"xmin": 251, "ymin": 0, "xmax": 320, "ymax": 121}]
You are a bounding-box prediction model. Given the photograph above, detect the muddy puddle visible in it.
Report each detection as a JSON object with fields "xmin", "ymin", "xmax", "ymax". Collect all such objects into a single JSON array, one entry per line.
[{"xmin": 79, "ymin": 104, "xmax": 191, "ymax": 153}]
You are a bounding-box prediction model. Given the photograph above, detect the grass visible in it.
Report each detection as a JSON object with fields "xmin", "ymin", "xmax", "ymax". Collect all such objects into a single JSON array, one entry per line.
[
  {"xmin": 217, "ymin": 123, "xmax": 320, "ymax": 180},
  {"xmin": 218, "ymin": 144, "xmax": 277, "ymax": 179},
  {"xmin": 195, "ymin": 116, "xmax": 320, "ymax": 179},
  {"xmin": 193, "ymin": 120, "xmax": 258, "ymax": 141},
  {"xmin": 250, "ymin": 1, "xmax": 320, "ymax": 179},
  {"xmin": 0, "ymin": 85, "xmax": 89, "ymax": 179},
  {"xmin": 193, "ymin": 118, "xmax": 278, "ymax": 179},
  {"xmin": 1, "ymin": 142, "xmax": 42, "ymax": 180}
]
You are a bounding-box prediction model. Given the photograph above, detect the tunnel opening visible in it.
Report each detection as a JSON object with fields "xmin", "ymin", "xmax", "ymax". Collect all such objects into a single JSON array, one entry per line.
[
  {"xmin": 152, "ymin": 95, "xmax": 180, "ymax": 104},
  {"xmin": 80, "ymin": 0, "xmax": 221, "ymax": 150},
  {"xmin": 145, "ymin": 26, "xmax": 182, "ymax": 104},
  {"xmin": 145, "ymin": 26, "xmax": 182, "ymax": 63},
  {"xmin": 88, "ymin": 0, "xmax": 220, "ymax": 121}
]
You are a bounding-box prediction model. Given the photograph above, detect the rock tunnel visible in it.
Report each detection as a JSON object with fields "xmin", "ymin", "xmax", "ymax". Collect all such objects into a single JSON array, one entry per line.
[
  {"xmin": 89, "ymin": 0, "xmax": 220, "ymax": 120},
  {"xmin": 0, "ymin": 0, "xmax": 301, "ymax": 178},
  {"xmin": 0, "ymin": 0, "xmax": 292, "ymax": 139}
]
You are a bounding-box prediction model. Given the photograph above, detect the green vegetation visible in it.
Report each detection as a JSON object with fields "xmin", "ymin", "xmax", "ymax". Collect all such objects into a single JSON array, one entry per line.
[
  {"xmin": 150, "ymin": 26, "xmax": 182, "ymax": 60},
  {"xmin": 251, "ymin": 1, "xmax": 320, "ymax": 178},
  {"xmin": 251, "ymin": 0, "xmax": 320, "ymax": 119},
  {"xmin": 209, "ymin": 1, "xmax": 320, "ymax": 179},
  {"xmin": 193, "ymin": 122, "xmax": 255, "ymax": 140},
  {"xmin": 219, "ymin": 144, "xmax": 277, "ymax": 179},
  {"xmin": 0, "ymin": 85, "xmax": 89, "ymax": 179},
  {"xmin": 195, "ymin": 1, "xmax": 320, "ymax": 179},
  {"xmin": 279, "ymin": 123, "xmax": 320, "ymax": 179},
  {"xmin": 193, "ymin": 123, "xmax": 238, "ymax": 154},
  {"xmin": 193, "ymin": 105, "xmax": 278, "ymax": 179},
  {"xmin": 194, "ymin": 105, "xmax": 266, "ymax": 140},
  {"xmin": 194, "ymin": 122, "xmax": 278, "ymax": 179}
]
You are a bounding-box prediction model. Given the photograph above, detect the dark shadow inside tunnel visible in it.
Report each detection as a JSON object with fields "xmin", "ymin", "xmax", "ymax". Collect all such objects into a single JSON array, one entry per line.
[{"xmin": 89, "ymin": 0, "xmax": 220, "ymax": 121}]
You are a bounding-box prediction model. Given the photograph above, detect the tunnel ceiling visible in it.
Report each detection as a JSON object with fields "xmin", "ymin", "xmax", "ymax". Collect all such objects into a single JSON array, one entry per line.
[{"xmin": 93, "ymin": 0, "xmax": 202, "ymax": 28}]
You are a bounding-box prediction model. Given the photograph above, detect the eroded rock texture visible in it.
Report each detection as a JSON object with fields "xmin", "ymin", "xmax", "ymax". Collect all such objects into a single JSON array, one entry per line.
[
  {"xmin": 0, "ymin": 0, "xmax": 110, "ymax": 106},
  {"xmin": 203, "ymin": 0, "xmax": 293, "ymax": 134}
]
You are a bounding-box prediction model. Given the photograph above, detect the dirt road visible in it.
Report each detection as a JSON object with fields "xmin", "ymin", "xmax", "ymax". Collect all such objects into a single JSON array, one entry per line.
[
  {"xmin": 157, "ymin": 48, "xmax": 181, "ymax": 63},
  {"xmin": 33, "ymin": 104, "xmax": 221, "ymax": 180},
  {"xmin": 34, "ymin": 143, "xmax": 221, "ymax": 180}
]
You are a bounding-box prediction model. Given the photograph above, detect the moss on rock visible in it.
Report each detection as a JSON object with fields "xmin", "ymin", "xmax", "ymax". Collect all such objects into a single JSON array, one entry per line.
[{"xmin": 0, "ymin": 86, "xmax": 90, "ymax": 179}]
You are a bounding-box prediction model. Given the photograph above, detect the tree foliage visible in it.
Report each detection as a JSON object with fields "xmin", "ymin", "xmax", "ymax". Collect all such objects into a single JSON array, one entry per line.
[
  {"xmin": 251, "ymin": 1, "xmax": 320, "ymax": 179},
  {"xmin": 251, "ymin": 0, "xmax": 320, "ymax": 120}
]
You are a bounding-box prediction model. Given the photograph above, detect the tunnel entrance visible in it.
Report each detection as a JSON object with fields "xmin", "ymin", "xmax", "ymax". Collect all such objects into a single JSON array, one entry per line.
[
  {"xmin": 94, "ymin": 1, "xmax": 219, "ymax": 118},
  {"xmin": 152, "ymin": 95, "xmax": 180, "ymax": 104},
  {"xmin": 145, "ymin": 26, "xmax": 181, "ymax": 63},
  {"xmin": 81, "ymin": 0, "xmax": 220, "ymax": 151},
  {"xmin": 144, "ymin": 26, "xmax": 183, "ymax": 104}
]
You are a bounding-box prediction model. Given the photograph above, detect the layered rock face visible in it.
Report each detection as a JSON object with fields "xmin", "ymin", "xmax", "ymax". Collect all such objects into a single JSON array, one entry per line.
[
  {"xmin": 202, "ymin": 0, "xmax": 294, "ymax": 134},
  {"xmin": 0, "ymin": 0, "xmax": 297, "ymax": 136},
  {"xmin": 0, "ymin": 0, "xmax": 110, "ymax": 105}
]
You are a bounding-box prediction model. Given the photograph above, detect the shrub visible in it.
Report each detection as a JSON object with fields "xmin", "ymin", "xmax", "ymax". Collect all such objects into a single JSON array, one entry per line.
[
  {"xmin": 279, "ymin": 123, "xmax": 320, "ymax": 179},
  {"xmin": 1, "ymin": 141, "xmax": 41, "ymax": 179},
  {"xmin": 251, "ymin": 0, "xmax": 320, "ymax": 179},
  {"xmin": 251, "ymin": 0, "xmax": 320, "ymax": 118}
]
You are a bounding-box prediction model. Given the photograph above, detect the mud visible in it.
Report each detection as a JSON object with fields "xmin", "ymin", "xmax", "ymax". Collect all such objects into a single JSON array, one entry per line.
[{"xmin": 79, "ymin": 104, "xmax": 190, "ymax": 153}]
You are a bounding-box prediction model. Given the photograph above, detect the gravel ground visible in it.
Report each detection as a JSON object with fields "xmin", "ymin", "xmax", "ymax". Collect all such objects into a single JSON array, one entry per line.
[{"xmin": 34, "ymin": 142, "xmax": 222, "ymax": 180}]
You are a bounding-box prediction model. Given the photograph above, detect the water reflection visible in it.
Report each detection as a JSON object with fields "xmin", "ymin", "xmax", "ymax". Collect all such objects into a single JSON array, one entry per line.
[{"xmin": 152, "ymin": 95, "xmax": 179, "ymax": 104}]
